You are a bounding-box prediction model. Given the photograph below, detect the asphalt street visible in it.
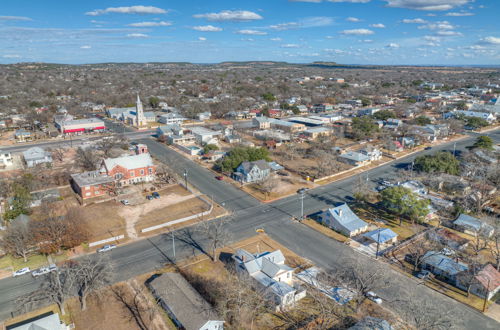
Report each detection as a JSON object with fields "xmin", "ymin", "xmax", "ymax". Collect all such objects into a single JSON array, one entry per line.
[{"xmin": 0, "ymin": 128, "xmax": 498, "ymax": 327}]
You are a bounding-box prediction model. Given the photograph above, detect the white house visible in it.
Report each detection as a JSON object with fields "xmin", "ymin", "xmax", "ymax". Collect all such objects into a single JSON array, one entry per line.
[
  {"xmin": 233, "ymin": 249, "xmax": 306, "ymax": 310},
  {"xmin": 319, "ymin": 204, "xmax": 369, "ymax": 237},
  {"xmin": 189, "ymin": 126, "xmax": 221, "ymax": 145},
  {"xmin": 0, "ymin": 150, "xmax": 13, "ymax": 168},
  {"xmin": 23, "ymin": 147, "xmax": 52, "ymax": 168}
]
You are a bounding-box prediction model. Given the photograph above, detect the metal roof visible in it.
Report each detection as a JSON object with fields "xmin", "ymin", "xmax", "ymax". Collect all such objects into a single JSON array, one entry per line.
[
  {"xmin": 325, "ymin": 204, "xmax": 368, "ymax": 232},
  {"xmin": 362, "ymin": 228, "xmax": 397, "ymax": 244}
]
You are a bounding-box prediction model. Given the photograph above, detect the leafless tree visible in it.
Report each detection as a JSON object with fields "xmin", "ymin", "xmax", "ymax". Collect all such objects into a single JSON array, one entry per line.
[
  {"xmin": 112, "ymin": 283, "xmax": 159, "ymax": 330},
  {"xmin": 404, "ymin": 233, "xmax": 443, "ymax": 272},
  {"xmin": 97, "ymin": 136, "xmax": 128, "ymax": 157},
  {"xmin": 199, "ymin": 218, "xmax": 232, "ymax": 262},
  {"xmin": 75, "ymin": 147, "xmax": 100, "ymax": 171},
  {"xmin": 155, "ymin": 164, "xmax": 176, "ymax": 185},
  {"xmin": 255, "ymin": 175, "xmax": 280, "ymax": 199},
  {"xmin": 397, "ymin": 288, "xmax": 460, "ymax": 329},
  {"xmin": 330, "ymin": 258, "xmax": 389, "ymax": 312},
  {"xmin": 51, "ymin": 147, "xmax": 65, "ymax": 162},
  {"xmin": 18, "ymin": 262, "xmax": 78, "ymax": 315},
  {"xmin": 74, "ymin": 254, "xmax": 114, "ymax": 310},
  {"xmin": 469, "ymin": 229, "xmax": 489, "ymax": 256},
  {"xmin": 0, "ymin": 217, "xmax": 34, "ymax": 262}
]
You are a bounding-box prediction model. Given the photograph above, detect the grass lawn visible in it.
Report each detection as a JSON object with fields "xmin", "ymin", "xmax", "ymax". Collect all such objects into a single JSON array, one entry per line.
[
  {"xmin": 0, "ymin": 253, "xmax": 70, "ymax": 273},
  {"xmin": 424, "ymin": 277, "xmax": 489, "ymax": 312},
  {"xmin": 302, "ymin": 219, "xmax": 349, "ymax": 243}
]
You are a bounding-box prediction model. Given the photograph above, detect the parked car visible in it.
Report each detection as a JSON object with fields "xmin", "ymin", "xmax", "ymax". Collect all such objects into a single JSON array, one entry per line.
[
  {"xmin": 416, "ymin": 270, "xmax": 431, "ymax": 279},
  {"xmin": 32, "ymin": 267, "xmax": 50, "ymax": 277},
  {"xmin": 215, "ymin": 176, "xmax": 224, "ymax": 181},
  {"xmin": 97, "ymin": 244, "xmax": 116, "ymax": 253},
  {"xmin": 48, "ymin": 264, "xmax": 58, "ymax": 272},
  {"xmin": 424, "ymin": 146, "xmax": 432, "ymax": 150},
  {"xmin": 146, "ymin": 195, "xmax": 154, "ymax": 201},
  {"xmin": 152, "ymin": 192, "xmax": 160, "ymax": 198},
  {"xmin": 13, "ymin": 267, "xmax": 30, "ymax": 277},
  {"xmin": 365, "ymin": 291, "xmax": 383, "ymax": 304},
  {"xmin": 121, "ymin": 199, "xmax": 130, "ymax": 205}
]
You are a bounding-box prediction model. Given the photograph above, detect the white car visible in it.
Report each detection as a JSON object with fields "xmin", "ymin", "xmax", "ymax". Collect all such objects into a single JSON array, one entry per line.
[
  {"xmin": 366, "ymin": 291, "xmax": 383, "ymax": 304},
  {"xmin": 97, "ymin": 244, "xmax": 116, "ymax": 253},
  {"xmin": 13, "ymin": 267, "xmax": 30, "ymax": 277},
  {"xmin": 32, "ymin": 267, "xmax": 50, "ymax": 277},
  {"xmin": 121, "ymin": 200, "xmax": 130, "ymax": 206}
]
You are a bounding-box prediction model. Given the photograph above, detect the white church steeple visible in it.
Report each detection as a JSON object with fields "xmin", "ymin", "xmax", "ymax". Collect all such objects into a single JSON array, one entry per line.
[{"xmin": 135, "ymin": 93, "xmax": 146, "ymax": 127}]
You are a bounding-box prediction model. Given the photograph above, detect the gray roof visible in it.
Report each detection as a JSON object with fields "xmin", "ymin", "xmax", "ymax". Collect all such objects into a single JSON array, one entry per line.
[
  {"xmin": 454, "ymin": 214, "xmax": 494, "ymax": 234},
  {"xmin": 423, "ymin": 251, "xmax": 468, "ymax": 275},
  {"xmin": 9, "ymin": 313, "xmax": 65, "ymax": 330},
  {"xmin": 71, "ymin": 171, "xmax": 114, "ymax": 187},
  {"xmin": 23, "ymin": 147, "xmax": 50, "ymax": 161},
  {"xmin": 148, "ymin": 273, "xmax": 221, "ymax": 330},
  {"xmin": 363, "ymin": 228, "xmax": 397, "ymax": 244},
  {"xmin": 325, "ymin": 203, "xmax": 368, "ymax": 232},
  {"xmin": 238, "ymin": 159, "xmax": 271, "ymax": 173},
  {"xmin": 103, "ymin": 153, "xmax": 153, "ymax": 171},
  {"xmin": 339, "ymin": 151, "xmax": 370, "ymax": 163}
]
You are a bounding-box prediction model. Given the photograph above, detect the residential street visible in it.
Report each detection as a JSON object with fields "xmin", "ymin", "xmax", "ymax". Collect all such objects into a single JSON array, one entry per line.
[{"xmin": 0, "ymin": 129, "xmax": 498, "ymax": 328}]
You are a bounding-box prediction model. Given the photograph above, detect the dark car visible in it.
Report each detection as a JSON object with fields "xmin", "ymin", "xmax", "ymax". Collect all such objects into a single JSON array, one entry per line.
[
  {"xmin": 215, "ymin": 176, "xmax": 224, "ymax": 181},
  {"xmin": 152, "ymin": 192, "xmax": 160, "ymax": 198},
  {"xmin": 146, "ymin": 195, "xmax": 154, "ymax": 200},
  {"xmin": 424, "ymin": 146, "xmax": 432, "ymax": 150}
]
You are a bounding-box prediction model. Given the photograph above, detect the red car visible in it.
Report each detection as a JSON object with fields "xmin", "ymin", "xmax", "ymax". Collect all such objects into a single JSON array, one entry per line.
[{"xmin": 215, "ymin": 176, "xmax": 224, "ymax": 181}]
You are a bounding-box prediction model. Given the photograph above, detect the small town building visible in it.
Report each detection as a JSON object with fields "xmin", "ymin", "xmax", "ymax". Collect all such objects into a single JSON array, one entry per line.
[
  {"xmin": 253, "ymin": 117, "xmax": 272, "ymax": 129},
  {"xmin": 349, "ymin": 317, "xmax": 393, "ymax": 330},
  {"xmin": 270, "ymin": 119, "xmax": 306, "ymax": 133},
  {"xmin": 189, "ymin": 126, "xmax": 221, "ymax": 145},
  {"xmin": 421, "ymin": 251, "xmax": 468, "ymax": 285},
  {"xmin": 158, "ymin": 113, "xmax": 187, "ymax": 125},
  {"xmin": 302, "ymin": 127, "xmax": 332, "ymax": 139},
  {"xmin": 467, "ymin": 264, "xmax": 500, "ymax": 300},
  {"xmin": 233, "ymin": 160, "xmax": 271, "ymax": 183},
  {"xmin": 453, "ymin": 214, "xmax": 495, "ymax": 237},
  {"xmin": 338, "ymin": 151, "xmax": 371, "ymax": 166},
  {"xmin": 71, "ymin": 170, "xmax": 115, "ymax": 199},
  {"xmin": 14, "ymin": 129, "xmax": 32, "ymax": 142},
  {"xmin": 8, "ymin": 312, "xmax": 68, "ymax": 330},
  {"xmin": 233, "ymin": 249, "xmax": 306, "ymax": 310},
  {"xmin": 23, "ymin": 147, "xmax": 52, "ymax": 168},
  {"xmin": 362, "ymin": 228, "xmax": 398, "ymax": 245},
  {"xmin": 0, "ymin": 150, "xmax": 13, "ymax": 168},
  {"xmin": 101, "ymin": 152, "xmax": 156, "ymax": 186},
  {"xmin": 148, "ymin": 273, "xmax": 224, "ymax": 330},
  {"xmin": 319, "ymin": 204, "xmax": 369, "ymax": 237},
  {"xmin": 54, "ymin": 117, "xmax": 105, "ymax": 135}
]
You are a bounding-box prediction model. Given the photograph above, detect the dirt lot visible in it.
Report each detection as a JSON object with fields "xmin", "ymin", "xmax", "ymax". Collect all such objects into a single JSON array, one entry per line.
[{"xmin": 66, "ymin": 279, "xmax": 172, "ymax": 330}]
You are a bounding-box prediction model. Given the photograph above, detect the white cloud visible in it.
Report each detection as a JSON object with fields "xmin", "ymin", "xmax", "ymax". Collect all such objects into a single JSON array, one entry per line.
[
  {"xmin": 128, "ymin": 21, "xmax": 172, "ymax": 27},
  {"xmin": 86, "ymin": 6, "xmax": 168, "ymax": 16},
  {"xmin": 269, "ymin": 17, "xmax": 333, "ymax": 30},
  {"xmin": 270, "ymin": 37, "xmax": 282, "ymax": 41},
  {"xmin": 384, "ymin": 0, "xmax": 470, "ymax": 11},
  {"xmin": 346, "ymin": 17, "xmax": 361, "ymax": 22},
  {"xmin": 192, "ymin": 25, "xmax": 222, "ymax": 32},
  {"xmin": 341, "ymin": 28, "xmax": 374, "ymax": 35},
  {"xmin": 370, "ymin": 23, "xmax": 386, "ymax": 28},
  {"xmin": 402, "ymin": 18, "xmax": 427, "ymax": 23},
  {"xmin": 479, "ymin": 36, "xmax": 500, "ymax": 45},
  {"xmin": 193, "ymin": 10, "xmax": 262, "ymax": 22},
  {"xmin": 361, "ymin": 39, "xmax": 373, "ymax": 43},
  {"xmin": 418, "ymin": 20, "xmax": 455, "ymax": 30},
  {"xmin": 198, "ymin": 37, "xmax": 207, "ymax": 41},
  {"xmin": 237, "ymin": 29, "xmax": 267, "ymax": 35},
  {"xmin": 126, "ymin": 33, "xmax": 148, "ymax": 38},
  {"xmin": 281, "ymin": 44, "xmax": 300, "ymax": 48},
  {"xmin": 423, "ymin": 35, "xmax": 441, "ymax": 41},
  {"xmin": 435, "ymin": 30, "xmax": 462, "ymax": 36},
  {"xmin": 387, "ymin": 43, "xmax": 400, "ymax": 48},
  {"xmin": 0, "ymin": 16, "xmax": 32, "ymax": 21},
  {"xmin": 445, "ymin": 11, "xmax": 474, "ymax": 16},
  {"xmin": 80, "ymin": 45, "xmax": 91, "ymax": 49},
  {"xmin": 2, "ymin": 54, "xmax": 21, "ymax": 58}
]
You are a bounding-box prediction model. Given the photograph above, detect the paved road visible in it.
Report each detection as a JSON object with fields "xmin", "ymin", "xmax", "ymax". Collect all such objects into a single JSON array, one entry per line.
[{"xmin": 0, "ymin": 129, "xmax": 499, "ymax": 327}]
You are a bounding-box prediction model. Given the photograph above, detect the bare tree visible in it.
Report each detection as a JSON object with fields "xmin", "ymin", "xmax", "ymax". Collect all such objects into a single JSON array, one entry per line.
[
  {"xmin": 405, "ymin": 234, "xmax": 443, "ymax": 272},
  {"xmin": 112, "ymin": 282, "xmax": 159, "ymax": 330},
  {"xmin": 155, "ymin": 164, "xmax": 176, "ymax": 185},
  {"xmin": 74, "ymin": 254, "xmax": 114, "ymax": 310},
  {"xmin": 97, "ymin": 137, "xmax": 125, "ymax": 157},
  {"xmin": 200, "ymin": 218, "xmax": 232, "ymax": 262},
  {"xmin": 51, "ymin": 147, "xmax": 65, "ymax": 162},
  {"xmin": 0, "ymin": 217, "xmax": 34, "ymax": 262},
  {"xmin": 397, "ymin": 288, "xmax": 460, "ymax": 329},
  {"xmin": 18, "ymin": 262, "xmax": 77, "ymax": 315},
  {"xmin": 255, "ymin": 175, "xmax": 279, "ymax": 199},
  {"xmin": 75, "ymin": 147, "xmax": 100, "ymax": 171}
]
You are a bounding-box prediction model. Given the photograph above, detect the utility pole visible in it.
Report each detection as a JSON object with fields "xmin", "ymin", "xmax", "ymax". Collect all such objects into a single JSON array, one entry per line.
[
  {"xmin": 299, "ymin": 189, "xmax": 307, "ymax": 221},
  {"xmin": 453, "ymin": 142, "xmax": 456, "ymax": 157},
  {"xmin": 171, "ymin": 231, "xmax": 176, "ymax": 261},
  {"xmin": 482, "ymin": 277, "xmax": 491, "ymax": 313},
  {"xmin": 375, "ymin": 228, "xmax": 381, "ymax": 259},
  {"xmin": 183, "ymin": 169, "xmax": 188, "ymax": 190}
]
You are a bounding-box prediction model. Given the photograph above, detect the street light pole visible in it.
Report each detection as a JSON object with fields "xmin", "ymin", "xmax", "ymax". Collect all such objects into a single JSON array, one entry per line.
[
  {"xmin": 375, "ymin": 228, "xmax": 381, "ymax": 259},
  {"xmin": 183, "ymin": 169, "xmax": 188, "ymax": 190},
  {"xmin": 453, "ymin": 142, "xmax": 456, "ymax": 157},
  {"xmin": 171, "ymin": 231, "xmax": 176, "ymax": 261}
]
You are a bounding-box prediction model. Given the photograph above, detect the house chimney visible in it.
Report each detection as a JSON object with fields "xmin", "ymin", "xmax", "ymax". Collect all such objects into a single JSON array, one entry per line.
[{"xmin": 338, "ymin": 209, "xmax": 343, "ymax": 217}]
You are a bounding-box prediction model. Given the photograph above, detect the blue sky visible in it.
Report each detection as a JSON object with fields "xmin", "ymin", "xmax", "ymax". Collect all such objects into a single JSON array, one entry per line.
[{"xmin": 0, "ymin": 0, "xmax": 499, "ymax": 65}]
